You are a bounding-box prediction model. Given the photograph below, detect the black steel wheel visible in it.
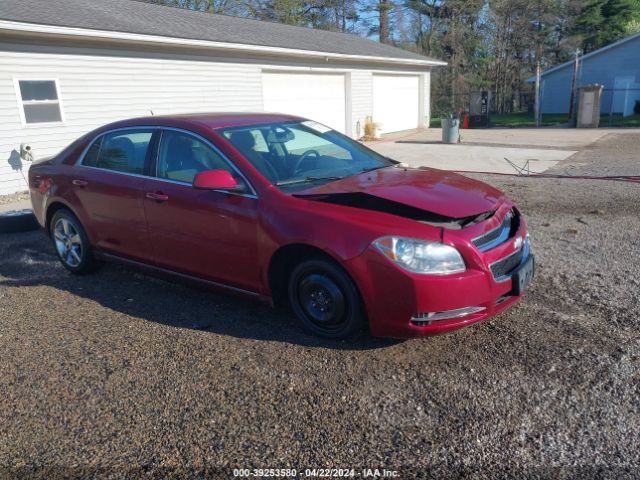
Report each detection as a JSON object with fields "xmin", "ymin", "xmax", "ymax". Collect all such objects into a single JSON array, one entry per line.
[
  {"xmin": 288, "ymin": 258, "xmax": 366, "ymax": 339},
  {"xmin": 50, "ymin": 209, "xmax": 100, "ymax": 274}
]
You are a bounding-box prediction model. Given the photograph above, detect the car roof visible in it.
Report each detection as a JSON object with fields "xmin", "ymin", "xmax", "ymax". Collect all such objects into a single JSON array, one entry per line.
[{"xmin": 102, "ymin": 112, "xmax": 307, "ymax": 131}]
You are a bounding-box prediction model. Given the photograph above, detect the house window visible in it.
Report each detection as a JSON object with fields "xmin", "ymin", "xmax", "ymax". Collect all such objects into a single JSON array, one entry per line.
[{"xmin": 16, "ymin": 80, "xmax": 64, "ymax": 124}]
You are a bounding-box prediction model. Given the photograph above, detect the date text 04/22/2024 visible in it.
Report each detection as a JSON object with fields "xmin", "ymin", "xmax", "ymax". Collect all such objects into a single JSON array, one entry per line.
[{"xmin": 232, "ymin": 468, "xmax": 400, "ymax": 478}]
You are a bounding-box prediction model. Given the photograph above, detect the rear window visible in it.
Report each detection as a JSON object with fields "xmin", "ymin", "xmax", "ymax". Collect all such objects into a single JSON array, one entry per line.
[
  {"xmin": 82, "ymin": 130, "xmax": 154, "ymax": 174},
  {"xmin": 81, "ymin": 137, "xmax": 102, "ymax": 167}
]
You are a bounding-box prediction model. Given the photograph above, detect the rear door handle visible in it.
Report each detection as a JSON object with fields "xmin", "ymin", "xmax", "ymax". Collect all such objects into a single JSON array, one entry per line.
[
  {"xmin": 72, "ymin": 179, "xmax": 88, "ymax": 187},
  {"xmin": 146, "ymin": 192, "xmax": 169, "ymax": 202}
]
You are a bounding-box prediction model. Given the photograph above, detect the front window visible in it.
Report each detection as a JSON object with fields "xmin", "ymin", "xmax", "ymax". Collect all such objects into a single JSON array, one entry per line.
[
  {"xmin": 157, "ymin": 130, "xmax": 238, "ymax": 184},
  {"xmin": 219, "ymin": 120, "xmax": 394, "ymax": 191}
]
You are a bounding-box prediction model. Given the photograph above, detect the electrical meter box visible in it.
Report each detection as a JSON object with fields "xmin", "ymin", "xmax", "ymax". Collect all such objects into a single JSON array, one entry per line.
[{"xmin": 469, "ymin": 91, "xmax": 491, "ymax": 128}]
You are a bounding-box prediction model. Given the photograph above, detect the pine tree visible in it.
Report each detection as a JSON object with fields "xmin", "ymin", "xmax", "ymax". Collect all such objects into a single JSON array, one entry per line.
[{"xmin": 575, "ymin": 0, "xmax": 640, "ymax": 52}]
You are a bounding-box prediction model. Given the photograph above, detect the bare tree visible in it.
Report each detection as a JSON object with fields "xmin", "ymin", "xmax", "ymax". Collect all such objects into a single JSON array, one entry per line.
[{"xmin": 138, "ymin": 0, "xmax": 602, "ymax": 118}]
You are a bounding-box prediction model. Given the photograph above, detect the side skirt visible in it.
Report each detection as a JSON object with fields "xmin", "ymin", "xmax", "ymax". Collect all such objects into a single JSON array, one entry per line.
[{"xmin": 98, "ymin": 252, "xmax": 268, "ymax": 302}]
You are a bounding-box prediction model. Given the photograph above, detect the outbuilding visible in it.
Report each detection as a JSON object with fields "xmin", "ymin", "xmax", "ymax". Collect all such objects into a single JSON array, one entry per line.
[
  {"xmin": 0, "ymin": 0, "xmax": 444, "ymax": 195},
  {"xmin": 530, "ymin": 32, "xmax": 640, "ymax": 118}
]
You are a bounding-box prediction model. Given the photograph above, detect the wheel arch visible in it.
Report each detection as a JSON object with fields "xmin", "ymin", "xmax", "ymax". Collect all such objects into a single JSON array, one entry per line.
[
  {"xmin": 45, "ymin": 200, "xmax": 81, "ymax": 234},
  {"xmin": 267, "ymin": 243, "xmax": 362, "ymax": 309},
  {"xmin": 44, "ymin": 200, "xmax": 71, "ymax": 233}
]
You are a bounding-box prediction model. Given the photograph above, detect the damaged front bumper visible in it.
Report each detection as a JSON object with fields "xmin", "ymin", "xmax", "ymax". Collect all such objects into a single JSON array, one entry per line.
[{"xmin": 344, "ymin": 208, "xmax": 532, "ymax": 339}]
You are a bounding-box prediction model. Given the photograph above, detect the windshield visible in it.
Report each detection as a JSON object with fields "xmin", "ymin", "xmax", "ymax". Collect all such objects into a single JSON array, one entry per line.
[{"xmin": 219, "ymin": 120, "xmax": 395, "ymax": 192}]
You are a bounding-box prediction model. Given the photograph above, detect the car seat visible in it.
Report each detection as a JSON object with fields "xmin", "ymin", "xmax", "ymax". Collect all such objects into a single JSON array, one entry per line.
[
  {"xmin": 229, "ymin": 130, "xmax": 279, "ymax": 183},
  {"xmin": 102, "ymin": 136, "xmax": 137, "ymax": 172}
]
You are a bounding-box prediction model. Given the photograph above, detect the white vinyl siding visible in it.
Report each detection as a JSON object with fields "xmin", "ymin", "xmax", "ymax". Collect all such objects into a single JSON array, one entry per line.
[
  {"xmin": 349, "ymin": 71, "xmax": 372, "ymax": 139},
  {"xmin": 421, "ymin": 71, "xmax": 431, "ymax": 127},
  {"xmin": 0, "ymin": 40, "xmax": 433, "ymax": 195},
  {"xmin": 0, "ymin": 45, "xmax": 263, "ymax": 195}
]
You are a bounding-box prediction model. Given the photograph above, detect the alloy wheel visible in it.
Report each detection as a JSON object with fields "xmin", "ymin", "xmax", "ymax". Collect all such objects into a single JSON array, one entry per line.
[{"xmin": 53, "ymin": 217, "xmax": 83, "ymax": 268}]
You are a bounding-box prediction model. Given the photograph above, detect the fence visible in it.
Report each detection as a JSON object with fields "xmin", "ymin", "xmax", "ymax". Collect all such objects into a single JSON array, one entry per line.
[
  {"xmin": 598, "ymin": 87, "xmax": 640, "ymax": 126},
  {"xmin": 432, "ymin": 86, "xmax": 640, "ymax": 127},
  {"xmin": 431, "ymin": 91, "xmax": 534, "ymax": 119}
]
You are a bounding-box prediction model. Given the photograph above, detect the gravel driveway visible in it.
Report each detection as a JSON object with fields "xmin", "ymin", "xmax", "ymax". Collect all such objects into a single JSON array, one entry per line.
[{"xmin": 0, "ymin": 133, "xmax": 638, "ymax": 479}]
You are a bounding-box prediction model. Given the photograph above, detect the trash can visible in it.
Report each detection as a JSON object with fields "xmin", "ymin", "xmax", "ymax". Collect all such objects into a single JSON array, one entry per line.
[{"xmin": 442, "ymin": 117, "xmax": 460, "ymax": 144}]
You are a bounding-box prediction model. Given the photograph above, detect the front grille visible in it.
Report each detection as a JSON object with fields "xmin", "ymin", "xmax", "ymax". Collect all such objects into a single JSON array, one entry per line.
[
  {"xmin": 473, "ymin": 209, "xmax": 519, "ymax": 252},
  {"xmin": 490, "ymin": 248, "xmax": 524, "ymax": 280}
]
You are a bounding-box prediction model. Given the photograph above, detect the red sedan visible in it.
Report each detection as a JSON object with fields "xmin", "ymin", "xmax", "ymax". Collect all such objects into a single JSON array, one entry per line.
[{"xmin": 29, "ymin": 113, "xmax": 534, "ymax": 339}]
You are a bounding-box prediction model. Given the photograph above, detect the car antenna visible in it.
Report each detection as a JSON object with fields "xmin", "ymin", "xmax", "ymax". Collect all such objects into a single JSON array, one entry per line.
[{"xmin": 150, "ymin": 109, "xmax": 154, "ymax": 116}]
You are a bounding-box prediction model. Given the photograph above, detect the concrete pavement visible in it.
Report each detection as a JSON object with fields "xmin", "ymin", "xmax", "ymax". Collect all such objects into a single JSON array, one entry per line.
[
  {"xmin": 388, "ymin": 127, "xmax": 638, "ymax": 148},
  {"xmin": 368, "ymin": 127, "xmax": 640, "ymax": 174},
  {"xmin": 371, "ymin": 141, "xmax": 574, "ymax": 174},
  {"xmin": 0, "ymin": 198, "xmax": 31, "ymax": 213}
]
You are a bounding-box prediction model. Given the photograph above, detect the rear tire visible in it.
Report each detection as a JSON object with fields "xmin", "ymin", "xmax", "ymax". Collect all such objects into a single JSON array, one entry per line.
[
  {"xmin": 50, "ymin": 209, "xmax": 100, "ymax": 274},
  {"xmin": 288, "ymin": 259, "xmax": 366, "ymax": 339}
]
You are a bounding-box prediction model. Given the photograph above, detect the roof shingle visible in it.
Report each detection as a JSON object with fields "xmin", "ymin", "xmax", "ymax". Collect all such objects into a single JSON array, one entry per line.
[{"xmin": 0, "ymin": 0, "xmax": 444, "ymax": 64}]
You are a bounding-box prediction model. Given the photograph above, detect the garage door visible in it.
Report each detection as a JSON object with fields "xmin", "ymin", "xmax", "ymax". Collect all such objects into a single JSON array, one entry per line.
[
  {"xmin": 373, "ymin": 75, "xmax": 420, "ymax": 134},
  {"xmin": 262, "ymin": 72, "xmax": 346, "ymax": 133}
]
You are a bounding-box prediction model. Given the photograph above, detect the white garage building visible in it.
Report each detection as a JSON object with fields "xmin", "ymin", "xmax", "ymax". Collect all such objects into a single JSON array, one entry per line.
[{"xmin": 0, "ymin": 0, "xmax": 444, "ymax": 195}]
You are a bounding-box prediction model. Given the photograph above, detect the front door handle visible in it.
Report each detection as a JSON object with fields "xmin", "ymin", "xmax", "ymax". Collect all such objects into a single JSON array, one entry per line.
[
  {"xmin": 72, "ymin": 179, "xmax": 88, "ymax": 187},
  {"xmin": 146, "ymin": 192, "xmax": 169, "ymax": 202}
]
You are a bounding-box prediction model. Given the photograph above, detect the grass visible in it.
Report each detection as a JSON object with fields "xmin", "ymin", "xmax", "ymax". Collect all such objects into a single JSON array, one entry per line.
[
  {"xmin": 430, "ymin": 112, "xmax": 640, "ymax": 128},
  {"xmin": 600, "ymin": 113, "xmax": 640, "ymax": 127}
]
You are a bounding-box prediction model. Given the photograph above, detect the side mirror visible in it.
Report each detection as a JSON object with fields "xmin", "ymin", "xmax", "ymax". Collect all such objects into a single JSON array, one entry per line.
[{"xmin": 193, "ymin": 169, "xmax": 243, "ymax": 191}]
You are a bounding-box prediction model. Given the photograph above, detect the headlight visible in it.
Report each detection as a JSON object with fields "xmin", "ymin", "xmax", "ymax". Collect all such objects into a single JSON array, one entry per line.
[{"xmin": 373, "ymin": 236, "xmax": 466, "ymax": 275}]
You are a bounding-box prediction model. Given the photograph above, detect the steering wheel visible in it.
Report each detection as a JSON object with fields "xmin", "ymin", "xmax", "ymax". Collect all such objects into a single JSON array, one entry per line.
[{"xmin": 293, "ymin": 150, "xmax": 320, "ymax": 175}]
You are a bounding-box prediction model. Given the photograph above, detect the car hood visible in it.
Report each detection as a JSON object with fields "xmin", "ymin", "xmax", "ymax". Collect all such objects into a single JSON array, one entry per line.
[{"xmin": 295, "ymin": 166, "xmax": 505, "ymax": 220}]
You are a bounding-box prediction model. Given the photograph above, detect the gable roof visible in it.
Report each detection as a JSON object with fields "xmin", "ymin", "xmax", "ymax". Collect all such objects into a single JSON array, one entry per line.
[
  {"xmin": 527, "ymin": 31, "xmax": 640, "ymax": 81},
  {"xmin": 0, "ymin": 0, "xmax": 445, "ymax": 66}
]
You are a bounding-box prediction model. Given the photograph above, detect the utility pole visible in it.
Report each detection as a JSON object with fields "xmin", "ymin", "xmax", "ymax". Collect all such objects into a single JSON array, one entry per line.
[
  {"xmin": 568, "ymin": 48, "xmax": 581, "ymax": 124},
  {"xmin": 534, "ymin": 60, "xmax": 541, "ymax": 127},
  {"xmin": 533, "ymin": 0, "xmax": 542, "ymax": 127}
]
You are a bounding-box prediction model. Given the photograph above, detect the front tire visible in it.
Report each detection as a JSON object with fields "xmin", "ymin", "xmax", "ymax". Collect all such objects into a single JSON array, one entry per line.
[
  {"xmin": 288, "ymin": 259, "xmax": 366, "ymax": 339},
  {"xmin": 50, "ymin": 209, "xmax": 100, "ymax": 274}
]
